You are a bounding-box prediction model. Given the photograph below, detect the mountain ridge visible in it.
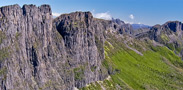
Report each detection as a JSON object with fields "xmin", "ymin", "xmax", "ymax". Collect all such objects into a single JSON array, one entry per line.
[
  {"xmin": 132, "ymin": 24, "xmax": 151, "ymax": 30},
  {"xmin": 0, "ymin": 4, "xmax": 183, "ymax": 90},
  {"xmin": 0, "ymin": 4, "xmax": 131, "ymax": 89}
]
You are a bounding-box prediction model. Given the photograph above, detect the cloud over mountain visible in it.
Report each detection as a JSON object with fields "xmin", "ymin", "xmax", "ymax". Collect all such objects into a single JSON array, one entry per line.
[
  {"xmin": 93, "ymin": 12, "xmax": 112, "ymax": 20},
  {"xmin": 52, "ymin": 12, "xmax": 61, "ymax": 17}
]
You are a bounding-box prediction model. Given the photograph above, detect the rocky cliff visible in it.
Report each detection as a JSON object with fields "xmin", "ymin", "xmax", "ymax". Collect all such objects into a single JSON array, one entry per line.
[
  {"xmin": 136, "ymin": 21, "xmax": 183, "ymax": 59},
  {"xmin": 0, "ymin": 4, "xmax": 134, "ymax": 90},
  {"xmin": 1, "ymin": 4, "xmax": 183, "ymax": 90}
]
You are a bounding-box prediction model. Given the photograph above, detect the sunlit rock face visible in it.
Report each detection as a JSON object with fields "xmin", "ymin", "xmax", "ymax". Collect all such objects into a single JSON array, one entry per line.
[{"xmin": 0, "ymin": 4, "xmax": 134, "ymax": 90}]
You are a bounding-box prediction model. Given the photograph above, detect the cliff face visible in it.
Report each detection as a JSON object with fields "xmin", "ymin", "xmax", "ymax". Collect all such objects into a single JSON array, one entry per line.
[
  {"xmin": 0, "ymin": 4, "xmax": 57, "ymax": 90},
  {"xmin": 136, "ymin": 21, "xmax": 183, "ymax": 59},
  {"xmin": 0, "ymin": 4, "xmax": 133, "ymax": 90},
  {"xmin": 53, "ymin": 11, "xmax": 107, "ymax": 89},
  {"xmin": 2, "ymin": 4, "xmax": 183, "ymax": 90}
]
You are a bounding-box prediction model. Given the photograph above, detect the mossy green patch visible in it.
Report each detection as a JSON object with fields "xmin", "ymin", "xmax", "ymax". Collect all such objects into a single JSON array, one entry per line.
[
  {"xmin": 160, "ymin": 34, "xmax": 169, "ymax": 43},
  {"xmin": 0, "ymin": 67, "xmax": 7, "ymax": 76},
  {"xmin": 0, "ymin": 31, "xmax": 6, "ymax": 44},
  {"xmin": 167, "ymin": 43, "xmax": 174, "ymax": 50},
  {"xmin": 80, "ymin": 82, "xmax": 103, "ymax": 90},
  {"xmin": 95, "ymin": 35, "xmax": 103, "ymax": 56},
  {"xmin": 74, "ymin": 66, "xmax": 85, "ymax": 80},
  {"xmin": 0, "ymin": 67, "xmax": 7, "ymax": 81},
  {"xmin": 0, "ymin": 47, "xmax": 10, "ymax": 62},
  {"xmin": 15, "ymin": 32, "xmax": 21, "ymax": 40},
  {"xmin": 91, "ymin": 66, "xmax": 97, "ymax": 72}
]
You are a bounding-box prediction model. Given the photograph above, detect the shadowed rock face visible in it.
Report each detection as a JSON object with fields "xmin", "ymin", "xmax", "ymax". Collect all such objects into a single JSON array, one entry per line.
[
  {"xmin": 0, "ymin": 4, "xmax": 134, "ymax": 90},
  {"xmin": 53, "ymin": 11, "xmax": 107, "ymax": 88}
]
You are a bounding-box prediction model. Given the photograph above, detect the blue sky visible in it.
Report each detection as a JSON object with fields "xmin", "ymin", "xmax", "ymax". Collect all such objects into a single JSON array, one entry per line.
[{"xmin": 0, "ymin": 0, "xmax": 183, "ymax": 26}]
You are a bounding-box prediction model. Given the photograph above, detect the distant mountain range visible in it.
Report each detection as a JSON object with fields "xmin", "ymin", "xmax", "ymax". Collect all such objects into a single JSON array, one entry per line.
[{"xmin": 132, "ymin": 24, "xmax": 151, "ymax": 30}]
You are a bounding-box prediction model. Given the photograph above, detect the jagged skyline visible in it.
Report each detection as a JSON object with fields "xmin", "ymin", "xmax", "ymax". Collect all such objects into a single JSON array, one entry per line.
[
  {"xmin": 1, "ymin": 3, "xmax": 183, "ymax": 90},
  {"xmin": 0, "ymin": 0, "xmax": 183, "ymax": 26}
]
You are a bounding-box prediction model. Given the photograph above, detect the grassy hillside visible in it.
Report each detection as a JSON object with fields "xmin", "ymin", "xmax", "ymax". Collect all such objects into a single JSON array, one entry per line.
[{"xmin": 80, "ymin": 34, "xmax": 183, "ymax": 90}]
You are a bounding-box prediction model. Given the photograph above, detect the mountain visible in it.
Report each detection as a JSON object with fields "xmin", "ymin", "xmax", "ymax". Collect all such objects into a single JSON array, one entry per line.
[
  {"xmin": 0, "ymin": 4, "xmax": 183, "ymax": 90},
  {"xmin": 136, "ymin": 21, "xmax": 183, "ymax": 58},
  {"xmin": 0, "ymin": 4, "xmax": 133, "ymax": 90},
  {"xmin": 132, "ymin": 24, "xmax": 151, "ymax": 30}
]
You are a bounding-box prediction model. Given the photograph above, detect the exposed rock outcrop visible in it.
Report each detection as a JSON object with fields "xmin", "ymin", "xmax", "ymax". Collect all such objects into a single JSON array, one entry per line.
[
  {"xmin": 136, "ymin": 21, "xmax": 183, "ymax": 59},
  {"xmin": 111, "ymin": 18, "xmax": 133, "ymax": 35},
  {"xmin": 1, "ymin": 4, "xmax": 183, "ymax": 90},
  {"xmin": 0, "ymin": 4, "xmax": 133, "ymax": 90}
]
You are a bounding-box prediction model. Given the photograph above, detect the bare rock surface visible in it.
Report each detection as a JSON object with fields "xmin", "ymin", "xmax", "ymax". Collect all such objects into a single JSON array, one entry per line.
[{"xmin": 0, "ymin": 4, "xmax": 134, "ymax": 90}]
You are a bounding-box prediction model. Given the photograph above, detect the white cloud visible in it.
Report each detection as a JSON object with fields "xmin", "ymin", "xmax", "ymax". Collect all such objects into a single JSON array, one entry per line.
[
  {"xmin": 93, "ymin": 12, "xmax": 112, "ymax": 20},
  {"xmin": 129, "ymin": 14, "xmax": 134, "ymax": 20},
  {"xmin": 52, "ymin": 13, "xmax": 61, "ymax": 17},
  {"xmin": 124, "ymin": 20, "xmax": 134, "ymax": 24}
]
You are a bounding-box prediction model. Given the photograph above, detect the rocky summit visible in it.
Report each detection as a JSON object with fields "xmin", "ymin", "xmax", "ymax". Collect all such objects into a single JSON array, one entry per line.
[
  {"xmin": 0, "ymin": 4, "xmax": 132, "ymax": 90},
  {"xmin": 1, "ymin": 4, "xmax": 183, "ymax": 90}
]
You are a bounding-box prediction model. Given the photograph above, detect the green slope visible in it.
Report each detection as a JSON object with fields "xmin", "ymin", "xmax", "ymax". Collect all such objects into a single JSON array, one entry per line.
[{"xmin": 80, "ymin": 34, "xmax": 183, "ymax": 90}]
